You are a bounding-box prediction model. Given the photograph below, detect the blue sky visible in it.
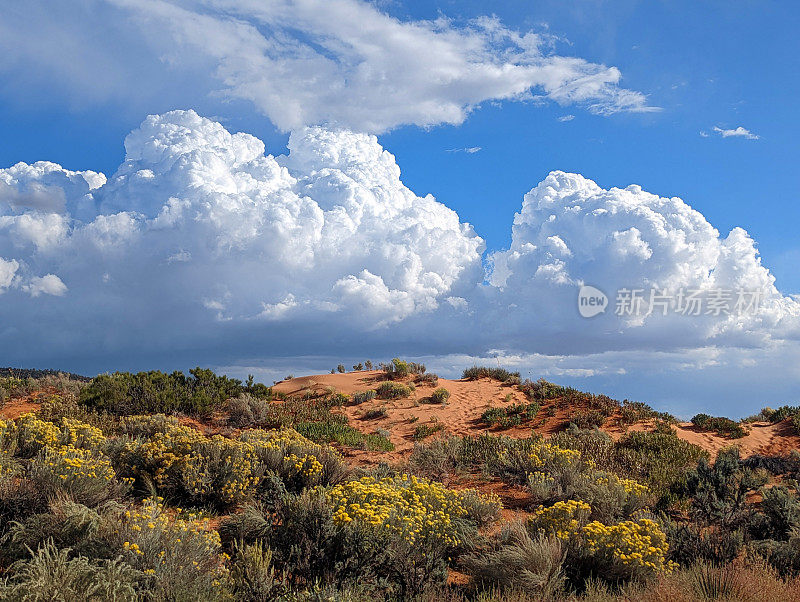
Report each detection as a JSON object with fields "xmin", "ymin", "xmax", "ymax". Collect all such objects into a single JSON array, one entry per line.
[{"xmin": 1, "ymin": 0, "xmax": 798, "ymax": 416}]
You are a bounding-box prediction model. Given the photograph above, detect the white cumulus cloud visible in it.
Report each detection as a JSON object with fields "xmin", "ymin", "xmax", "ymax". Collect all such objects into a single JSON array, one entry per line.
[
  {"xmin": 24, "ymin": 274, "xmax": 68, "ymax": 297},
  {"xmin": 712, "ymin": 126, "xmax": 760, "ymax": 140}
]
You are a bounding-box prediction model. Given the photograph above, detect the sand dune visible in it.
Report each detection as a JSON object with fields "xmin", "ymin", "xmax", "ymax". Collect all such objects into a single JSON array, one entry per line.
[{"xmin": 273, "ymin": 370, "xmax": 800, "ymax": 459}]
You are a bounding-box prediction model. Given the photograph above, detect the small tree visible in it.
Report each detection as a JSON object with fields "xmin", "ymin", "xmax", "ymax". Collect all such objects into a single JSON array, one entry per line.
[{"xmin": 337, "ymin": 365, "xmax": 346, "ymax": 374}]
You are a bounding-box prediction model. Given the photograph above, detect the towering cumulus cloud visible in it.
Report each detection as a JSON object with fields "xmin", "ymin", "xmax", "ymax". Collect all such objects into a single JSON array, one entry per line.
[
  {"xmin": 487, "ymin": 171, "xmax": 800, "ymax": 352},
  {"xmin": 0, "ymin": 110, "xmax": 484, "ymax": 363},
  {"xmin": 1, "ymin": 111, "xmax": 798, "ymax": 378}
]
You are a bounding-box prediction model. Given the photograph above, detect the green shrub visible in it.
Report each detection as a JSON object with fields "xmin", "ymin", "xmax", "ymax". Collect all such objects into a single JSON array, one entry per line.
[
  {"xmin": 758, "ymin": 485, "xmax": 800, "ymax": 540},
  {"xmin": 350, "ymin": 390, "xmax": 376, "ymax": 405},
  {"xmin": 691, "ymin": 413, "xmax": 747, "ymax": 438},
  {"xmin": 415, "ymin": 373, "xmax": 439, "ymax": 386},
  {"xmin": 362, "ymin": 406, "xmax": 389, "ymax": 419},
  {"xmin": 295, "ymin": 420, "xmax": 394, "ymax": 452},
  {"xmin": 226, "ymin": 393, "xmax": 271, "ymax": 427},
  {"xmin": 462, "ymin": 366, "xmax": 520, "ymax": 383},
  {"xmin": 230, "ymin": 540, "xmax": 286, "ymax": 601},
  {"xmin": 0, "ymin": 541, "xmax": 140, "ymax": 602},
  {"xmin": 375, "ymin": 381, "xmax": 412, "ymax": 400},
  {"xmin": 619, "ymin": 400, "xmax": 658, "ymax": 424},
  {"xmin": 80, "ymin": 368, "xmax": 247, "ymax": 417},
  {"xmin": 428, "ymin": 388, "xmax": 450, "ymax": 405},
  {"xmin": 685, "ymin": 447, "xmax": 768, "ymax": 527},
  {"xmin": 567, "ymin": 410, "xmax": 606, "ymax": 429},
  {"xmin": 462, "ymin": 521, "xmax": 565, "ymax": 596},
  {"xmin": 481, "ymin": 403, "xmax": 539, "ymax": 428},
  {"xmin": 663, "ymin": 520, "xmax": 745, "ymax": 566},
  {"xmin": 413, "ymin": 420, "xmax": 444, "ymax": 441},
  {"xmin": 612, "ymin": 429, "xmax": 708, "ymax": 509}
]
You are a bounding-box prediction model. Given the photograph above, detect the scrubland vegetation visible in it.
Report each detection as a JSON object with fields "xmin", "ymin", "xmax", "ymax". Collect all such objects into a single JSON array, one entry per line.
[{"xmin": 0, "ymin": 366, "xmax": 798, "ymax": 600}]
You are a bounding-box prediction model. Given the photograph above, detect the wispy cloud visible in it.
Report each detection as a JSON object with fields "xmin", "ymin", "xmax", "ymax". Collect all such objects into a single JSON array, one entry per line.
[
  {"xmin": 558, "ymin": 114, "xmax": 575, "ymax": 122},
  {"xmin": 0, "ymin": 0, "xmax": 656, "ymax": 133},
  {"xmin": 710, "ymin": 126, "xmax": 760, "ymax": 140},
  {"xmin": 446, "ymin": 146, "xmax": 482, "ymax": 154}
]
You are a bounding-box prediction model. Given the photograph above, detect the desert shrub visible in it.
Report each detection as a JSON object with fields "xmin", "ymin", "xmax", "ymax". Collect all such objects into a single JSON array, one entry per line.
[
  {"xmin": 663, "ymin": 520, "xmax": 745, "ymax": 566},
  {"xmin": 685, "ymin": 447, "xmax": 768, "ymax": 527},
  {"xmin": 495, "ymin": 439, "xmax": 582, "ymax": 487},
  {"xmin": 109, "ymin": 497, "xmax": 231, "ymax": 599},
  {"xmin": 519, "ymin": 378, "xmax": 572, "ymax": 401},
  {"xmin": 462, "ymin": 366, "xmax": 520, "ymax": 383},
  {"xmin": 462, "ymin": 521, "xmax": 565, "ymax": 597},
  {"xmin": 326, "ymin": 474, "xmax": 483, "ymax": 548},
  {"xmin": 0, "ymin": 417, "xmax": 18, "ymax": 455},
  {"xmin": 612, "ymin": 429, "xmax": 708, "ymax": 509},
  {"xmin": 413, "ymin": 420, "xmax": 444, "ymax": 441},
  {"xmin": 578, "ymin": 518, "xmax": 674, "ymax": 581},
  {"xmin": 481, "ymin": 403, "xmax": 539, "ymax": 428},
  {"xmin": 323, "ymin": 474, "xmax": 495, "ymax": 596},
  {"xmin": 691, "ymin": 413, "xmax": 747, "ymax": 438},
  {"xmin": 526, "ymin": 502, "xmax": 673, "ymax": 584},
  {"xmin": 229, "ymin": 540, "xmax": 286, "ymax": 601},
  {"xmin": 550, "ymin": 426, "xmax": 615, "ymax": 470},
  {"xmin": 349, "ymin": 390, "xmax": 376, "ymax": 405},
  {"xmin": 383, "ymin": 358, "xmax": 424, "ymax": 380},
  {"xmin": 765, "ymin": 405, "xmax": 800, "ymax": 424},
  {"xmin": 80, "ymin": 368, "xmax": 247, "ymax": 417},
  {"xmin": 337, "ymin": 365, "xmax": 346, "ymax": 373},
  {"xmin": 415, "ymin": 373, "xmax": 439, "ymax": 386},
  {"xmin": 568, "ymin": 410, "xmax": 607, "ymax": 430},
  {"xmin": 2, "ymin": 499, "xmax": 113, "ymax": 562},
  {"xmin": 29, "ymin": 444, "xmax": 127, "ymax": 507},
  {"xmin": 361, "ymin": 406, "xmax": 389, "ymax": 419},
  {"xmin": 690, "ymin": 561, "xmax": 749, "ymax": 600},
  {"xmin": 226, "ymin": 393, "xmax": 272, "ymax": 428},
  {"xmin": 295, "ymin": 420, "xmax": 394, "ymax": 452},
  {"xmin": 14, "ymin": 414, "xmax": 60, "ymax": 458},
  {"xmin": 36, "ymin": 395, "xmax": 117, "ymax": 434},
  {"xmin": 619, "ymin": 400, "xmax": 659, "ymax": 425},
  {"xmin": 758, "ymin": 485, "xmax": 800, "ymax": 540},
  {"xmin": 375, "ymin": 381, "xmax": 412, "ymax": 399},
  {"xmin": 429, "ymin": 388, "xmax": 450, "ymax": 405},
  {"xmin": 458, "ymin": 488, "xmax": 503, "ymax": 527},
  {"xmin": 0, "ymin": 541, "xmax": 140, "ymax": 602},
  {"xmin": 750, "ymin": 534, "xmax": 800, "ymax": 576},
  {"xmin": 241, "ymin": 427, "xmax": 347, "ymax": 492},
  {"xmin": 261, "ymin": 397, "xmax": 345, "ymax": 429},
  {"xmin": 529, "ymin": 500, "xmax": 592, "ymax": 539},
  {"xmin": 117, "ymin": 421, "xmax": 257, "ymax": 508}
]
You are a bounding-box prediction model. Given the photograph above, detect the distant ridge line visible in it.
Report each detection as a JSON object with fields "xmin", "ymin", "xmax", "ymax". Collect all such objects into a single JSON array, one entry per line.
[{"xmin": 0, "ymin": 367, "xmax": 91, "ymax": 382}]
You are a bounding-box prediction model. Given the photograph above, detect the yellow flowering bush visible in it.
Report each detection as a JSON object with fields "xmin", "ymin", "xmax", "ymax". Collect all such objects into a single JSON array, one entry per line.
[
  {"xmin": 242, "ymin": 427, "xmax": 342, "ymax": 491},
  {"xmin": 58, "ymin": 417, "xmax": 106, "ymax": 450},
  {"xmin": 15, "ymin": 414, "xmax": 60, "ymax": 457},
  {"xmin": 0, "ymin": 418, "xmax": 17, "ymax": 454},
  {"xmin": 29, "ymin": 443, "xmax": 123, "ymax": 506},
  {"xmin": 122, "ymin": 422, "xmax": 259, "ymax": 507},
  {"xmin": 326, "ymin": 474, "xmax": 482, "ymax": 547},
  {"xmin": 582, "ymin": 518, "xmax": 674, "ymax": 576},
  {"xmin": 118, "ymin": 422, "xmax": 340, "ymax": 507},
  {"xmin": 115, "ymin": 498, "xmax": 230, "ymax": 595},
  {"xmin": 530, "ymin": 499, "xmax": 591, "ymax": 540},
  {"xmin": 180, "ymin": 435, "xmax": 261, "ymax": 506},
  {"xmin": 527, "ymin": 441, "xmax": 582, "ymax": 471}
]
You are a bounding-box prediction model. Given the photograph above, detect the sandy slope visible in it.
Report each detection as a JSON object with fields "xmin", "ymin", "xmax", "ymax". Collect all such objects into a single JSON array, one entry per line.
[{"xmin": 273, "ymin": 371, "xmax": 800, "ymax": 459}]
